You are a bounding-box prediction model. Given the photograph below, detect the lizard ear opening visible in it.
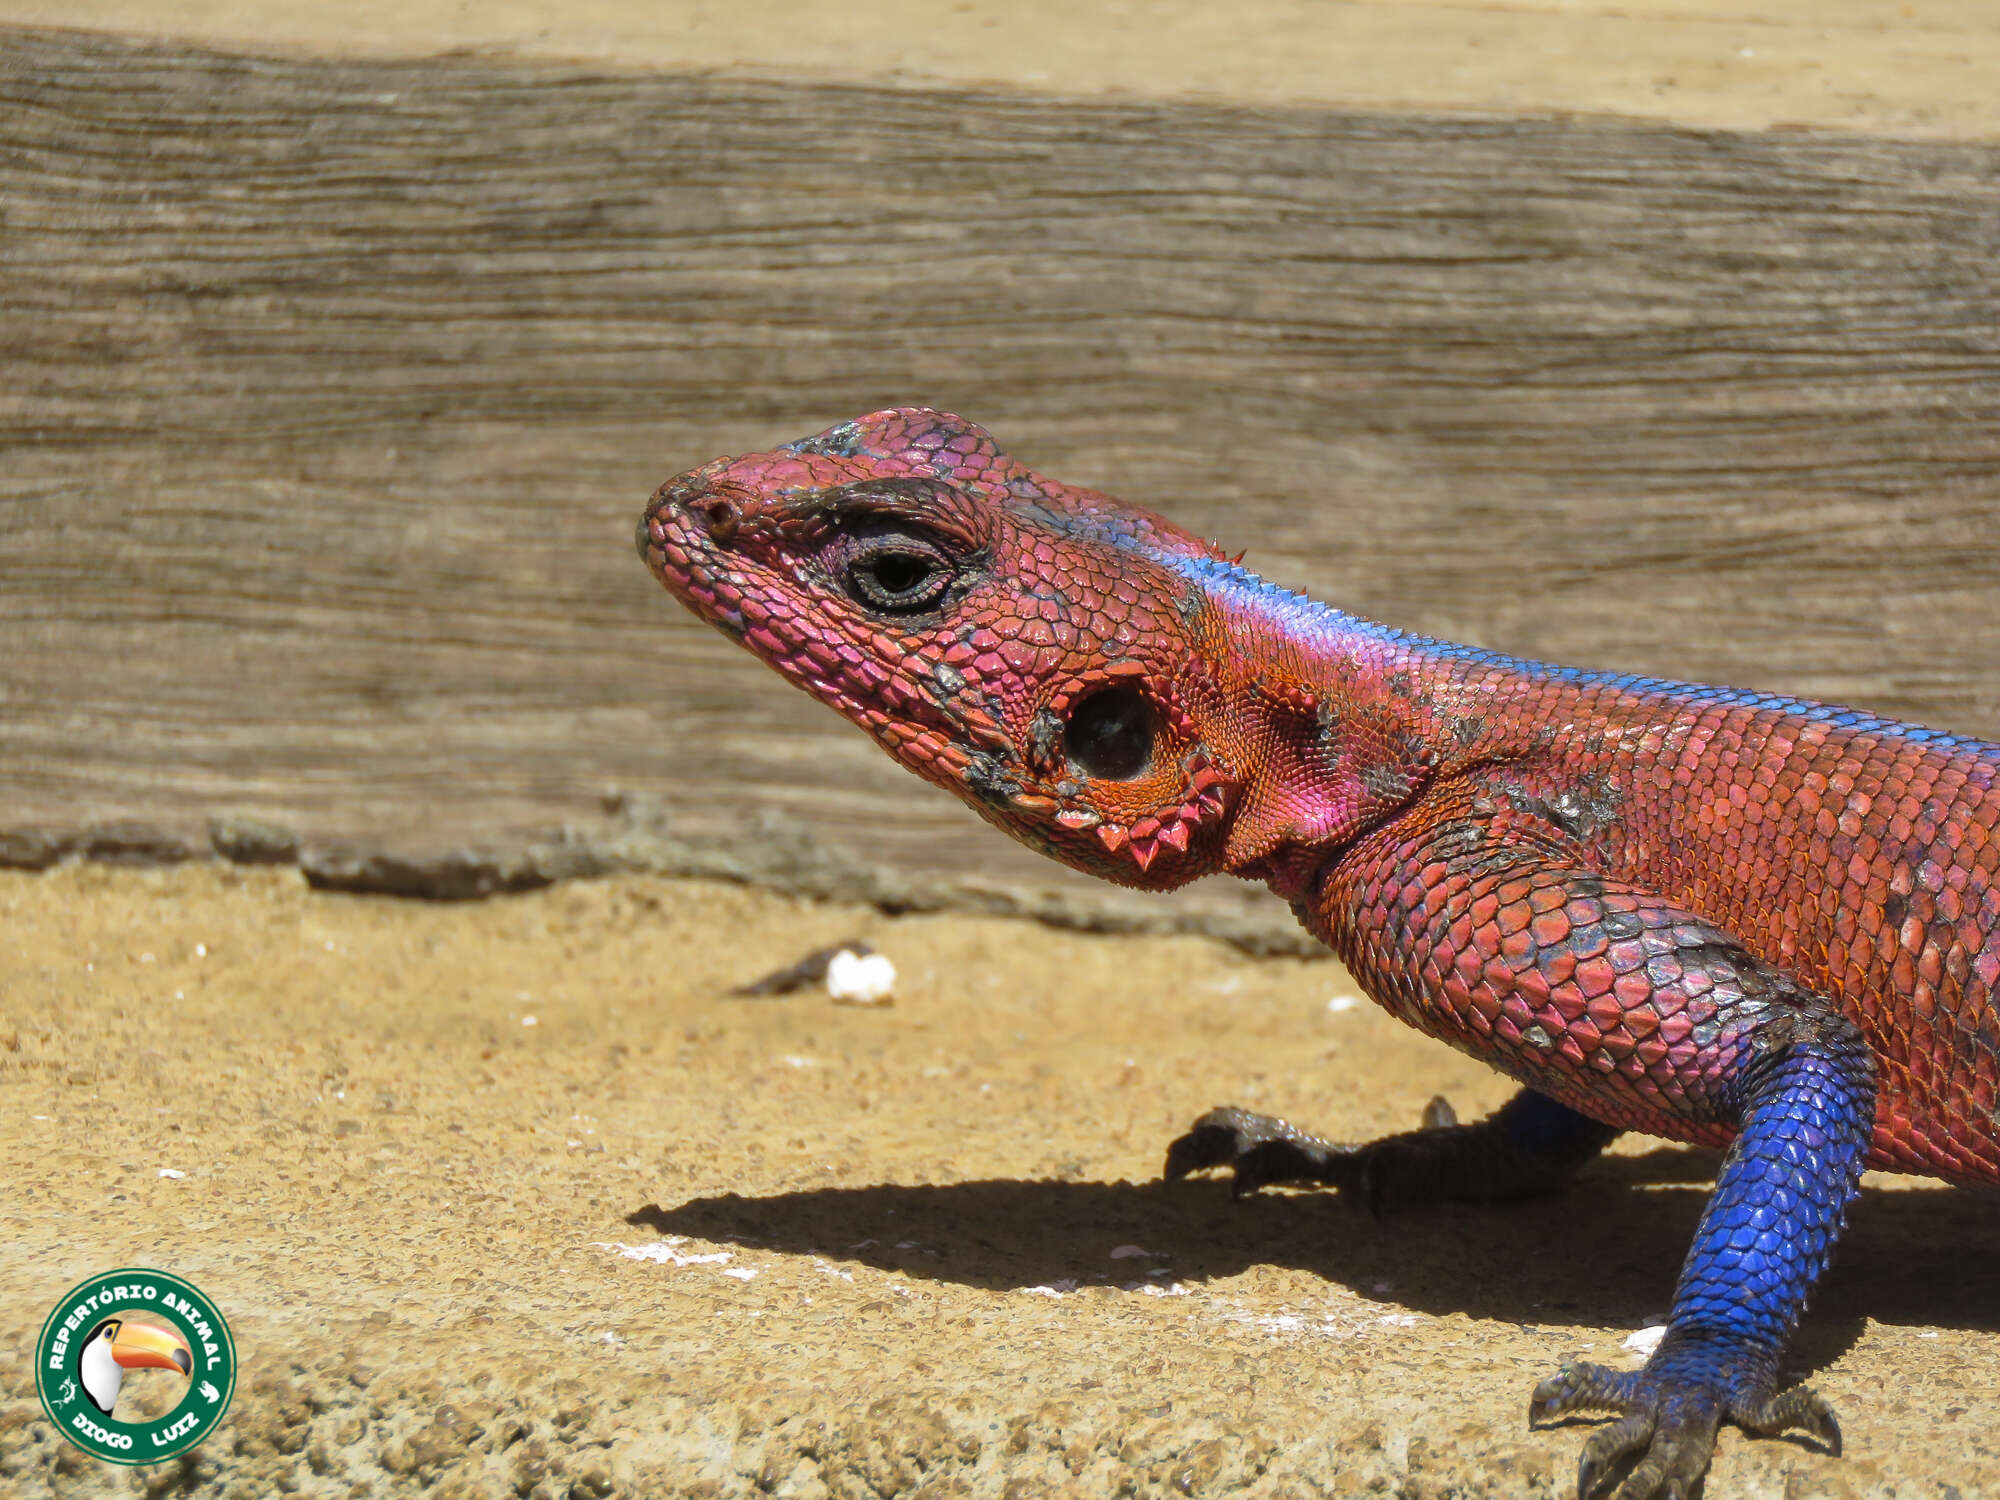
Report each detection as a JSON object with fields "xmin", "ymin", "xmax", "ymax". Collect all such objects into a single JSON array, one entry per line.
[{"xmin": 1065, "ymin": 685, "xmax": 1156, "ymax": 781}]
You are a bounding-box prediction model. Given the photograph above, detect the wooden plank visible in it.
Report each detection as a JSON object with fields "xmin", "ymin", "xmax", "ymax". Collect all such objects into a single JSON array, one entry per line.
[
  {"xmin": 2, "ymin": 26, "xmax": 1997, "ymax": 934},
  {"xmin": 10, "ymin": 1, "xmax": 2000, "ymax": 141}
]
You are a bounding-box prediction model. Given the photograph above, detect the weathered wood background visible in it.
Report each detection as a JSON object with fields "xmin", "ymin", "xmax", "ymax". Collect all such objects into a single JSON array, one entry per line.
[{"xmin": 3, "ymin": 25, "xmax": 1997, "ymax": 933}]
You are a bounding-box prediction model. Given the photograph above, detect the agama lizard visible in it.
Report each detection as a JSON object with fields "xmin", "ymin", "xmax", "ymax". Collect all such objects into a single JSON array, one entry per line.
[{"xmin": 638, "ymin": 407, "xmax": 1999, "ymax": 1499}]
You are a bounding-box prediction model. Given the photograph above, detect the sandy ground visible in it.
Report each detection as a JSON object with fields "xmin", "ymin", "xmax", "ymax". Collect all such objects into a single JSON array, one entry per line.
[{"xmin": 1, "ymin": 863, "xmax": 1995, "ymax": 1498}]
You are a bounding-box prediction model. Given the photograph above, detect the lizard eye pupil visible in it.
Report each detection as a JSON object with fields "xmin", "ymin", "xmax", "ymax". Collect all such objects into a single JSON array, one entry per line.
[
  {"xmin": 846, "ymin": 541, "xmax": 951, "ymax": 613},
  {"xmin": 1065, "ymin": 685, "xmax": 1155, "ymax": 781},
  {"xmin": 871, "ymin": 554, "xmax": 929, "ymax": 594}
]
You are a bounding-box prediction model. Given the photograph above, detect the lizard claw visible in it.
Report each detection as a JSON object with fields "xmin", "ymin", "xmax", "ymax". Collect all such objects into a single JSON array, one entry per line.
[
  {"xmin": 1530, "ymin": 1356, "xmax": 1840, "ymax": 1500},
  {"xmin": 1729, "ymin": 1383, "xmax": 1841, "ymax": 1453}
]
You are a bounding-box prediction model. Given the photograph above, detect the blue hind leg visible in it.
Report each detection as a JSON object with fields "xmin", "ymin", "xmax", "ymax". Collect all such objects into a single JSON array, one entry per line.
[{"xmin": 1531, "ymin": 1020, "xmax": 1876, "ymax": 1499}]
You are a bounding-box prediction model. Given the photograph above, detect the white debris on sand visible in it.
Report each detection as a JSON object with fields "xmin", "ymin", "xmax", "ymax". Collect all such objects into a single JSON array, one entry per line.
[
  {"xmin": 1213, "ymin": 1294, "xmax": 1423, "ymax": 1341},
  {"xmin": 1623, "ymin": 1325, "xmax": 1668, "ymax": 1356},
  {"xmin": 595, "ymin": 1239, "xmax": 732, "ymax": 1269},
  {"xmin": 1019, "ymin": 1280, "xmax": 1079, "ymax": 1298},
  {"xmin": 827, "ymin": 948, "xmax": 897, "ymax": 1005}
]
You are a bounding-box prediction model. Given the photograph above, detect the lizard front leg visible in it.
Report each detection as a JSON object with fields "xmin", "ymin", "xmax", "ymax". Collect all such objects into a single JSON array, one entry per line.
[
  {"xmin": 1309, "ymin": 781, "xmax": 1874, "ymax": 1499},
  {"xmin": 1165, "ymin": 1086, "xmax": 1621, "ymax": 1207}
]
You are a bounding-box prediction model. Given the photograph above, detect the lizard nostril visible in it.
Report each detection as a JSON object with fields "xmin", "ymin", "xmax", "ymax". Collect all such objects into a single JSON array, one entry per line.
[{"xmin": 695, "ymin": 496, "xmax": 741, "ymax": 541}]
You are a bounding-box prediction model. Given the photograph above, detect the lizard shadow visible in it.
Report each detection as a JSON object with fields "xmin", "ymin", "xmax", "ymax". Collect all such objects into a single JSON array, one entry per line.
[{"xmin": 630, "ymin": 1146, "xmax": 2000, "ymax": 1377}]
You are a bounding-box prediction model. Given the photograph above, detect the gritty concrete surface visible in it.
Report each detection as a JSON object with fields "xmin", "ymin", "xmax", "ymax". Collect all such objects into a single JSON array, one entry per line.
[
  {"xmin": 1, "ymin": 863, "xmax": 1994, "ymax": 1497},
  {"xmin": 6, "ymin": 1, "xmax": 2000, "ymax": 140}
]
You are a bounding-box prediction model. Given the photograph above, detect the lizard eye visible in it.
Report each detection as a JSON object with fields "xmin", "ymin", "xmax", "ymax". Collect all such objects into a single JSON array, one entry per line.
[
  {"xmin": 1065, "ymin": 685, "xmax": 1155, "ymax": 781},
  {"xmin": 844, "ymin": 537, "xmax": 953, "ymax": 614}
]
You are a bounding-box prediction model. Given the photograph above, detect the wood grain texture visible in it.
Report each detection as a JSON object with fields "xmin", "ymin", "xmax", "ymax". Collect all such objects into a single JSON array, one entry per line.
[
  {"xmin": 3, "ymin": 26, "xmax": 1997, "ymax": 930},
  {"xmin": 13, "ymin": 1, "xmax": 2000, "ymax": 141}
]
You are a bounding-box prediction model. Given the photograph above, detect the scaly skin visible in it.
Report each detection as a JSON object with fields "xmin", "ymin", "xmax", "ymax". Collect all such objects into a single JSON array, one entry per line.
[{"xmin": 639, "ymin": 408, "xmax": 2000, "ymax": 1499}]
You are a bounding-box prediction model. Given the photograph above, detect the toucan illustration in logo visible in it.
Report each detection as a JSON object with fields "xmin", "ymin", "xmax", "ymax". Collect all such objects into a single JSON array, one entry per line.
[{"xmin": 75, "ymin": 1317, "xmax": 192, "ymax": 1416}]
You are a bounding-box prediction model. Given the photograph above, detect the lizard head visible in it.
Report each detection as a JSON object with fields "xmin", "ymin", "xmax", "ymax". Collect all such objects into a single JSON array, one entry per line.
[{"xmin": 638, "ymin": 408, "xmax": 1249, "ymax": 889}]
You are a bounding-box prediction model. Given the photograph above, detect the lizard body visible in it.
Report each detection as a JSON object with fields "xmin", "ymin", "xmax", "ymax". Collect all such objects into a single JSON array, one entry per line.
[{"xmin": 639, "ymin": 408, "xmax": 1999, "ymax": 1498}]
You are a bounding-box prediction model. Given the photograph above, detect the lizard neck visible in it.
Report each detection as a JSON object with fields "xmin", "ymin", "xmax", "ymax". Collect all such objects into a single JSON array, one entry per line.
[{"xmin": 1153, "ymin": 552, "xmax": 1525, "ymax": 893}]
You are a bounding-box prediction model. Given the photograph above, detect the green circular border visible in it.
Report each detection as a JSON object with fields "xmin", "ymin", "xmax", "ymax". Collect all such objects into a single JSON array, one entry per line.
[{"xmin": 34, "ymin": 1267, "xmax": 236, "ymax": 1466}]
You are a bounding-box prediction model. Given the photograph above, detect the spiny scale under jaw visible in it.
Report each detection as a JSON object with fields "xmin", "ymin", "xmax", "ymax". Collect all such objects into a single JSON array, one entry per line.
[{"xmin": 1091, "ymin": 755, "xmax": 1236, "ymax": 871}]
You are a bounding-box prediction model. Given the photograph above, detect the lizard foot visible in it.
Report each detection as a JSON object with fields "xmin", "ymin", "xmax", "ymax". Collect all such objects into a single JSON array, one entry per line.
[
  {"xmin": 1161, "ymin": 1106, "xmax": 1362, "ymax": 1198},
  {"xmin": 1162, "ymin": 1104, "xmax": 1461, "ymax": 1204},
  {"xmin": 1530, "ymin": 1356, "xmax": 1840, "ymax": 1500},
  {"xmin": 1162, "ymin": 1093, "xmax": 1584, "ymax": 1207}
]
